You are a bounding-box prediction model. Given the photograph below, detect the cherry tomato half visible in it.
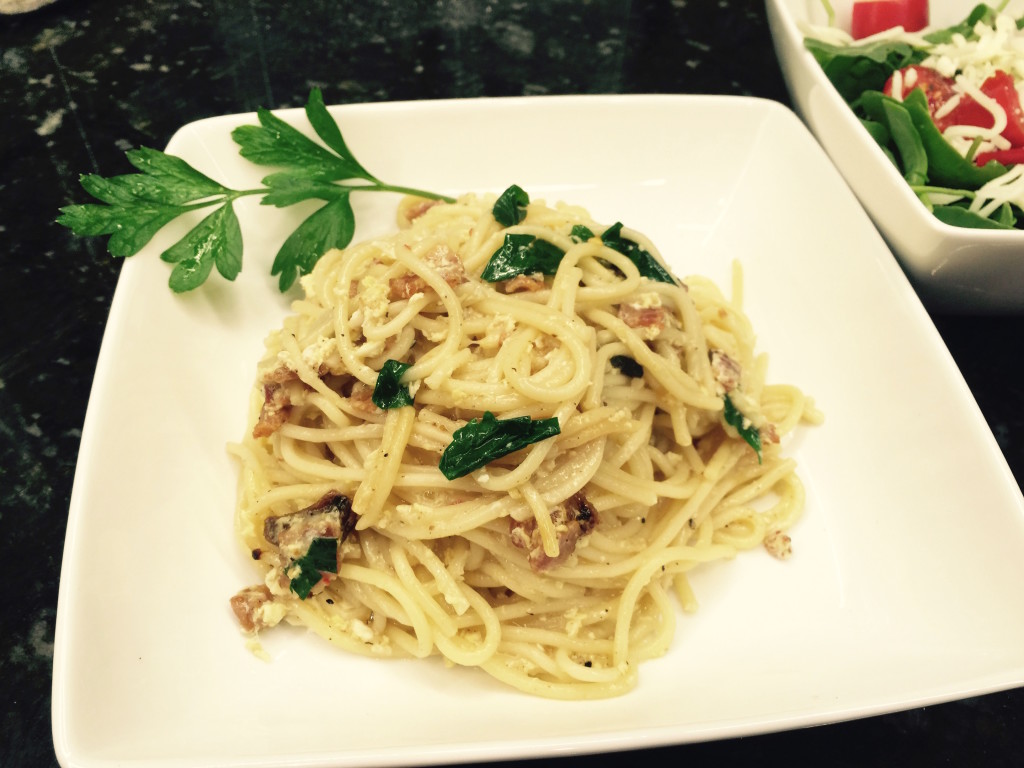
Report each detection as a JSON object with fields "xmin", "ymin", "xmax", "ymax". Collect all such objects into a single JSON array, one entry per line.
[{"xmin": 851, "ymin": 0, "xmax": 929, "ymax": 39}]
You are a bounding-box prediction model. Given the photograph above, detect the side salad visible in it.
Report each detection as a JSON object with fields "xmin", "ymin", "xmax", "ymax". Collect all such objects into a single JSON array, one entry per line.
[{"xmin": 805, "ymin": 2, "xmax": 1024, "ymax": 230}]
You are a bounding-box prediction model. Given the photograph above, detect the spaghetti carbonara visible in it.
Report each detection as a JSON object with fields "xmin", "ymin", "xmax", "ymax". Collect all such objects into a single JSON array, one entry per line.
[{"xmin": 229, "ymin": 189, "xmax": 821, "ymax": 699}]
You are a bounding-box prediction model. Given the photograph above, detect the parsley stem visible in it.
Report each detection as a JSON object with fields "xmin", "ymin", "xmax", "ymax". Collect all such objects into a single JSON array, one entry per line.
[{"xmin": 357, "ymin": 183, "xmax": 457, "ymax": 203}]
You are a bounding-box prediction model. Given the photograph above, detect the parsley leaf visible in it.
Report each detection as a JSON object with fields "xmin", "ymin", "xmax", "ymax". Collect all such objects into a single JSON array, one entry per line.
[
  {"xmin": 57, "ymin": 87, "xmax": 455, "ymax": 293},
  {"xmin": 271, "ymin": 194, "xmax": 356, "ymax": 291},
  {"xmin": 289, "ymin": 537, "xmax": 339, "ymax": 599},
  {"xmin": 232, "ymin": 106, "xmax": 369, "ymax": 183},
  {"xmin": 723, "ymin": 395, "xmax": 762, "ymax": 463},
  {"xmin": 492, "ymin": 184, "xmax": 530, "ymax": 226},
  {"xmin": 161, "ymin": 201, "xmax": 244, "ymax": 291},
  {"xmin": 372, "ymin": 359, "xmax": 414, "ymax": 409},
  {"xmin": 439, "ymin": 411, "xmax": 561, "ymax": 480},
  {"xmin": 481, "ymin": 234, "xmax": 565, "ymax": 282}
]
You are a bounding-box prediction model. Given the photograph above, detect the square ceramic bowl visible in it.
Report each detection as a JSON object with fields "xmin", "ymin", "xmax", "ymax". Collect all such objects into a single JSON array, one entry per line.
[{"xmin": 766, "ymin": 0, "xmax": 1024, "ymax": 312}]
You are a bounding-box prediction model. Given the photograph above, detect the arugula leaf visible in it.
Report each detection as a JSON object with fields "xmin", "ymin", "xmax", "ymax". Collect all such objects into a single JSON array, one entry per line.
[
  {"xmin": 481, "ymin": 234, "xmax": 565, "ymax": 282},
  {"xmin": 58, "ymin": 88, "xmax": 456, "ymax": 293},
  {"xmin": 372, "ymin": 359, "xmax": 414, "ymax": 409},
  {"xmin": 599, "ymin": 222, "xmax": 676, "ymax": 284},
  {"xmin": 289, "ymin": 537, "xmax": 339, "ymax": 599},
  {"xmin": 271, "ymin": 194, "xmax": 356, "ymax": 291},
  {"xmin": 723, "ymin": 395, "xmax": 762, "ymax": 463},
  {"xmin": 492, "ymin": 184, "xmax": 530, "ymax": 226},
  {"xmin": 610, "ymin": 355, "xmax": 643, "ymax": 378},
  {"xmin": 439, "ymin": 411, "xmax": 561, "ymax": 480}
]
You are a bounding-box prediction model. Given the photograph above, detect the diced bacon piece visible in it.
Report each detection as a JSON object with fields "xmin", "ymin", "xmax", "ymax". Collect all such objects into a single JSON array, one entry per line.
[
  {"xmin": 262, "ymin": 365, "xmax": 299, "ymax": 384},
  {"xmin": 398, "ymin": 198, "xmax": 443, "ymax": 228},
  {"xmin": 618, "ymin": 302, "xmax": 666, "ymax": 340},
  {"xmin": 710, "ymin": 350, "xmax": 742, "ymax": 392},
  {"xmin": 252, "ymin": 381, "xmax": 291, "ymax": 438},
  {"xmin": 762, "ymin": 422, "xmax": 780, "ymax": 445},
  {"xmin": 504, "ymin": 273, "xmax": 546, "ymax": 293},
  {"xmin": 426, "ymin": 243, "xmax": 466, "ymax": 286},
  {"xmin": 389, "ymin": 273, "xmax": 428, "ymax": 300},
  {"xmin": 509, "ymin": 492, "xmax": 598, "ymax": 572},
  {"xmin": 388, "ymin": 244, "xmax": 466, "ymax": 300},
  {"xmin": 349, "ymin": 381, "xmax": 379, "ymax": 414},
  {"xmin": 763, "ymin": 529, "xmax": 792, "ymax": 560},
  {"xmin": 229, "ymin": 585, "xmax": 283, "ymax": 632}
]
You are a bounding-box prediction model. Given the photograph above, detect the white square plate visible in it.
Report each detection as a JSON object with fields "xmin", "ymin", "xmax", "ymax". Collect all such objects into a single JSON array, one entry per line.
[{"xmin": 53, "ymin": 95, "xmax": 1024, "ymax": 767}]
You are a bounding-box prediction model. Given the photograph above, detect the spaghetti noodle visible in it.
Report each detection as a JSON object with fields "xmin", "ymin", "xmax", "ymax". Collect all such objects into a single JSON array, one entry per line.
[{"xmin": 228, "ymin": 190, "xmax": 821, "ymax": 699}]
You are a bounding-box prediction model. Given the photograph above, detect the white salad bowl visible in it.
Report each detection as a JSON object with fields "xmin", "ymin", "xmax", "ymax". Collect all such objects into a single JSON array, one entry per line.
[{"xmin": 766, "ymin": 0, "xmax": 1024, "ymax": 312}]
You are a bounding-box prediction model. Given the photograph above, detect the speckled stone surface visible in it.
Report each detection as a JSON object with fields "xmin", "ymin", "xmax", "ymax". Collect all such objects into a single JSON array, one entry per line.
[{"xmin": 2, "ymin": 1, "xmax": 1024, "ymax": 766}]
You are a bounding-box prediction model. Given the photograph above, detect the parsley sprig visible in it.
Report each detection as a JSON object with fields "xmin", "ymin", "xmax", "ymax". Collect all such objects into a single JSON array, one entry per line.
[{"xmin": 57, "ymin": 88, "xmax": 455, "ymax": 293}]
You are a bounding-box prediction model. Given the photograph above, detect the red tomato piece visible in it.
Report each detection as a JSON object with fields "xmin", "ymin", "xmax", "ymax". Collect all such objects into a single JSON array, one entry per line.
[
  {"xmin": 851, "ymin": 0, "xmax": 929, "ymax": 39},
  {"xmin": 883, "ymin": 65, "xmax": 956, "ymax": 120},
  {"xmin": 940, "ymin": 71, "xmax": 1024, "ymax": 147},
  {"xmin": 981, "ymin": 70, "xmax": 1024, "ymax": 147},
  {"xmin": 974, "ymin": 147, "xmax": 1024, "ymax": 167}
]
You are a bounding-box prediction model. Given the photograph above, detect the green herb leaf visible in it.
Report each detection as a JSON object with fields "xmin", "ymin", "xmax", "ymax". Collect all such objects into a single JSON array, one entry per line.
[
  {"xmin": 232, "ymin": 106, "xmax": 362, "ymax": 181},
  {"xmin": 599, "ymin": 222, "xmax": 676, "ymax": 284},
  {"xmin": 439, "ymin": 411, "xmax": 561, "ymax": 480},
  {"xmin": 804, "ymin": 37, "xmax": 924, "ymax": 102},
  {"xmin": 923, "ymin": 4, "xmax": 1006, "ymax": 44},
  {"xmin": 723, "ymin": 395, "xmax": 762, "ymax": 463},
  {"xmin": 481, "ymin": 233, "xmax": 565, "ymax": 282},
  {"xmin": 570, "ymin": 224, "xmax": 596, "ymax": 242},
  {"xmin": 272, "ymin": 194, "xmax": 356, "ymax": 291},
  {"xmin": 492, "ymin": 184, "xmax": 530, "ymax": 226},
  {"xmin": 57, "ymin": 89, "xmax": 455, "ymax": 293},
  {"xmin": 289, "ymin": 537, "xmax": 339, "ymax": 599},
  {"xmin": 900, "ymin": 89, "xmax": 1007, "ymax": 189},
  {"xmin": 259, "ymin": 172, "xmax": 350, "ymax": 207},
  {"xmin": 610, "ymin": 355, "xmax": 644, "ymax": 378},
  {"xmin": 161, "ymin": 201, "xmax": 243, "ymax": 291},
  {"xmin": 304, "ymin": 87, "xmax": 376, "ymax": 182},
  {"xmin": 123, "ymin": 146, "xmax": 230, "ymax": 203},
  {"xmin": 881, "ymin": 98, "xmax": 928, "ymax": 186},
  {"xmin": 57, "ymin": 200, "xmax": 189, "ymax": 258},
  {"xmin": 372, "ymin": 359, "xmax": 414, "ymax": 409}
]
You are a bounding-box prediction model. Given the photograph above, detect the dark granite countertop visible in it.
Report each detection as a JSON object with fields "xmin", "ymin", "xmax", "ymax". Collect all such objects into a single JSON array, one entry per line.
[{"xmin": 3, "ymin": 1, "xmax": 1024, "ymax": 766}]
